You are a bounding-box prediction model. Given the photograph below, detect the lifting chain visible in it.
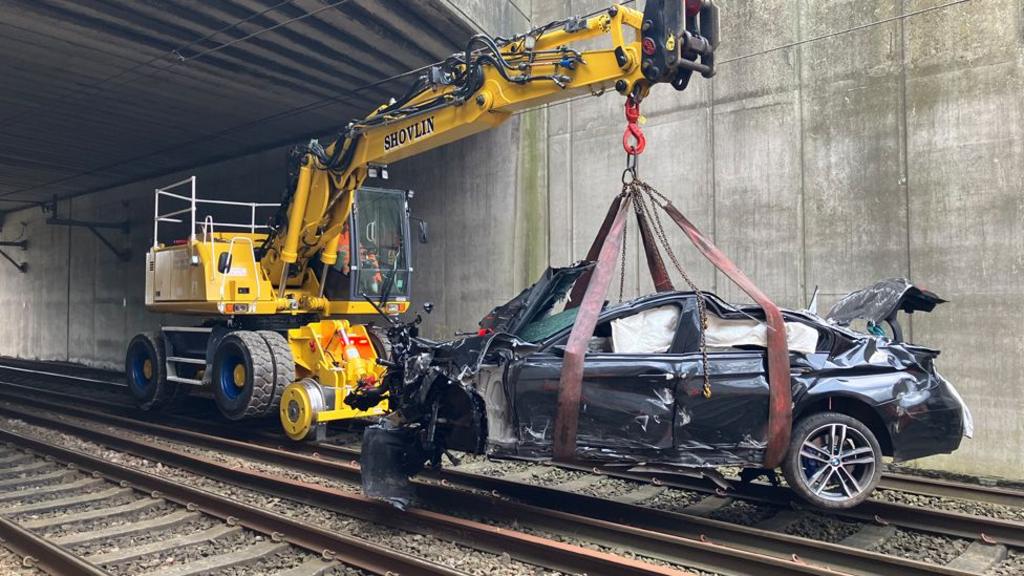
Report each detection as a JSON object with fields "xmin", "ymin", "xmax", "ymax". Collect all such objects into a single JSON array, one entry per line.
[
  {"xmin": 618, "ymin": 193, "xmax": 630, "ymax": 302},
  {"xmin": 616, "ymin": 95, "xmax": 712, "ymax": 398},
  {"xmin": 628, "ymin": 180, "xmax": 712, "ymax": 399}
]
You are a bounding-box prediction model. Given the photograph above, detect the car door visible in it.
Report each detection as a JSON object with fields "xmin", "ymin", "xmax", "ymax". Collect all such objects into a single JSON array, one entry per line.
[
  {"xmin": 510, "ymin": 300, "xmax": 686, "ymax": 456},
  {"xmin": 674, "ymin": 350, "xmax": 770, "ymax": 453},
  {"xmin": 672, "ymin": 297, "xmax": 771, "ymax": 458},
  {"xmin": 575, "ymin": 352, "xmax": 680, "ymax": 451}
]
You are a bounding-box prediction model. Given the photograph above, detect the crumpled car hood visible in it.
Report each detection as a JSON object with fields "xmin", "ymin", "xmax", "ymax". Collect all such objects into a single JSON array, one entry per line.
[
  {"xmin": 827, "ymin": 278, "xmax": 946, "ymax": 325},
  {"xmin": 477, "ymin": 262, "xmax": 592, "ymax": 337}
]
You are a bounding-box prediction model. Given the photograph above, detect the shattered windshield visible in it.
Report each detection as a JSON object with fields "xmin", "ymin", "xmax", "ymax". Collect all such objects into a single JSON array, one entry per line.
[{"xmin": 518, "ymin": 306, "xmax": 580, "ymax": 343}]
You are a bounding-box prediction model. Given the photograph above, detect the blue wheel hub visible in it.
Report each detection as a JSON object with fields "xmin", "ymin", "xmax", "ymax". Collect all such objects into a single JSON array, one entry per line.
[
  {"xmin": 218, "ymin": 350, "xmax": 246, "ymax": 400},
  {"xmin": 129, "ymin": 345, "xmax": 153, "ymax": 395}
]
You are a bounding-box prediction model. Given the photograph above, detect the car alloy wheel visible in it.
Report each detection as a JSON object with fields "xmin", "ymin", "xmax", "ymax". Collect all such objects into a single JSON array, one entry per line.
[{"xmin": 782, "ymin": 412, "xmax": 882, "ymax": 509}]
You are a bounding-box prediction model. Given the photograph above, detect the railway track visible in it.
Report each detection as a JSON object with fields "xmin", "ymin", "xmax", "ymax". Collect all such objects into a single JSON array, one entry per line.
[
  {"xmin": 0, "ymin": 362, "xmax": 1021, "ymax": 575},
  {"xmin": 0, "ymin": 429, "xmax": 460, "ymax": 576},
  {"xmin": 0, "ymin": 389, "xmax": 1012, "ymax": 576},
  {"xmin": 1, "ymin": 359, "xmax": 1018, "ymax": 510},
  {"xmin": 0, "ymin": 397, "xmax": 832, "ymax": 576}
]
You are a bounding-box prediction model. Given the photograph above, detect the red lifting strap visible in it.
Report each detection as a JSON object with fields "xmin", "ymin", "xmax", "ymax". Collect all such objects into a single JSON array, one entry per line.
[{"xmin": 554, "ymin": 194, "xmax": 792, "ymax": 469}]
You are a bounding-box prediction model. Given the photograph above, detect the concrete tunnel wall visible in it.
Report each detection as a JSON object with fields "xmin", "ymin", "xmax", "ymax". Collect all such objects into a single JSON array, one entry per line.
[{"xmin": 0, "ymin": 0, "xmax": 1021, "ymax": 478}]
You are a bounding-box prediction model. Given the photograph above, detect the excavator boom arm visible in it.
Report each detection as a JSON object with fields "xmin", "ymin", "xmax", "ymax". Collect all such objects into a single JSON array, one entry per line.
[{"xmin": 260, "ymin": 1, "xmax": 719, "ymax": 290}]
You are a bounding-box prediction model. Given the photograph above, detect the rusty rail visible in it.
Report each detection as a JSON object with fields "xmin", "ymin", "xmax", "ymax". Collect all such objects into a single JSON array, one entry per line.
[
  {"xmin": 0, "ymin": 393, "xmax": 991, "ymax": 576},
  {"xmin": 0, "ymin": 429, "xmax": 463, "ymax": 576},
  {"xmin": 0, "ymin": 402, "xmax": 693, "ymax": 576},
  {"xmin": 0, "ymin": 514, "xmax": 110, "ymax": 576}
]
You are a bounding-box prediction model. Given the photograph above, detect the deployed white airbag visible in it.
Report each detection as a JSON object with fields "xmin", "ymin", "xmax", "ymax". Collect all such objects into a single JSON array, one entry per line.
[
  {"xmin": 611, "ymin": 306, "xmax": 680, "ymax": 354},
  {"xmin": 705, "ymin": 315, "xmax": 819, "ymax": 354}
]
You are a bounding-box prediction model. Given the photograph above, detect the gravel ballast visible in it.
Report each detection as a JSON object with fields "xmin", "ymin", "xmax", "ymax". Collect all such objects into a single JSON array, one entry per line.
[
  {"xmin": 706, "ymin": 499, "xmax": 783, "ymax": 526},
  {"xmin": 783, "ymin": 512, "xmax": 861, "ymax": 543},
  {"xmin": 989, "ymin": 549, "xmax": 1024, "ymax": 576},
  {"xmin": 642, "ymin": 487, "xmax": 708, "ymax": 512},
  {"xmin": 0, "ymin": 546, "xmax": 45, "ymax": 576},
  {"xmin": 0, "ymin": 416, "xmax": 562, "ymax": 576},
  {"xmin": 870, "ymin": 528, "xmax": 971, "ymax": 564},
  {"xmin": 6, "ymin": 396, "xmax": 1024, "ymax": 575},
  {"xmin": 872, "ymin": 488, "xmax": 1024, "ymax": 522},
  {"xmin": 0, "ymin": 442, "xmax": 374, "ymax": 576}
]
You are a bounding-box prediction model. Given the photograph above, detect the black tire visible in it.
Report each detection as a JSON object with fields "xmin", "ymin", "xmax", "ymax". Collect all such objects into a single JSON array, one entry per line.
[
  {"xmin": 211, "ymin": 331, "xmax": 276, "ymax": 420},
  {"xmin": 125, "ymin": 332, "xmax": 177, "ymax": 411},
  {"xmin": 256, "ymin": 330, "xmax": 295, "ymax": 413},
  {"xmin": 782, "ymin": 412, "xmax": 883, "ymax": 509}
]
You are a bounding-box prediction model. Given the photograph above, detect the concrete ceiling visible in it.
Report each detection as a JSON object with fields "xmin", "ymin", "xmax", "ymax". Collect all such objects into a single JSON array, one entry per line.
[{"xmin": 0, "ymin": 0, "xmax": 473, "ymax": 210}]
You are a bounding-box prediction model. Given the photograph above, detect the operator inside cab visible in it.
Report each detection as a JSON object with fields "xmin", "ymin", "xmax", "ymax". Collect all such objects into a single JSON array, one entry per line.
[{"xmin": 323, "ymin": 188, "xmax": 411, "ymax": 305}]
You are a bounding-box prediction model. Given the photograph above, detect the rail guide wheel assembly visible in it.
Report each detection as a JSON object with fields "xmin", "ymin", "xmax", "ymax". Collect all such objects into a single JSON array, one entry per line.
[{"xmin": 280, "ymin": 379, "xmax": 327, "ymax": 441}]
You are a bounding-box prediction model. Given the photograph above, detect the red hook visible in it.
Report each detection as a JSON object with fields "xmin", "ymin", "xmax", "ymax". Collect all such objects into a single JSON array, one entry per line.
[{"xmin": 622, "ymin": 96, "xmax": 646, "ymax": 156}]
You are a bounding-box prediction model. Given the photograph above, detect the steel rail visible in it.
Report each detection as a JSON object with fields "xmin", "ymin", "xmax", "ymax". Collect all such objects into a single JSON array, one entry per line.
[
  {"xmin": 3, "ymin": 364, "xmax": 1018, "ymax": 506},
  {"xmin": 0, "ymin": 429, "xmax": 463, "ymax": 576},
  {"xmin": 0, "ymin": 514, "xmax": 111, "ymax": 576},
  {"xmin": 529, "ymin": 461, "xmax": 1024, "ymax": 547},
  {"xmin": 0, "ymin": 402, "xmax": 694, "ymax": 576},
  {"xmin": 0, "ymin": 372, "xmax": 1020, "ymax": 517},
  {"xmin": 0, "ymin": 362, "xmax": 125, "ymax": 387},
  {"xmin": 879, "ymin": 472, "xmax": 1024, "ymax": 509},
  {"xmin": 0, "ymin": 393, "xmax": 978, "ymax": 576}
]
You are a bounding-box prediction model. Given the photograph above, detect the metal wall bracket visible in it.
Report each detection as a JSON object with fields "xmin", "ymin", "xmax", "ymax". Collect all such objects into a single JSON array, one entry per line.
[
  {"xmin": 46, "ymin": 217, "xmax": 131, "ymax": 262},
  {"xmin": 0, "ymin": 239, "xmax": 28, "ymax": 273}
]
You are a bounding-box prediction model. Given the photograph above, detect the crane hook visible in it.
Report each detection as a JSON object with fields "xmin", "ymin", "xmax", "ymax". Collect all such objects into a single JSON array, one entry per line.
[{"xmin": 622, "ymin": 96, "xmax": 646, "ymax": 156}]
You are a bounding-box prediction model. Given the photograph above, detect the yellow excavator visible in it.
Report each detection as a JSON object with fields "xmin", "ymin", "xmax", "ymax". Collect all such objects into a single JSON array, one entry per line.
[{"xmin": 125, "ymin": 0, "xmax": 719, "ymax": 441}]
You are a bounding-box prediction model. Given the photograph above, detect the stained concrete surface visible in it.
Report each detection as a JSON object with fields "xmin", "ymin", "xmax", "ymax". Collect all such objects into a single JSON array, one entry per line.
[{"xmin": 0, "ymin": 0, "xmax": 1021, "ymax": 478}]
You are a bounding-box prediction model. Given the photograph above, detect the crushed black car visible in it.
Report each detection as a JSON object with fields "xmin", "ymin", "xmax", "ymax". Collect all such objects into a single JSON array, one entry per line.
[{"xmin": 352, "ymin": 264, "xmax": 972, "ymax": 510}]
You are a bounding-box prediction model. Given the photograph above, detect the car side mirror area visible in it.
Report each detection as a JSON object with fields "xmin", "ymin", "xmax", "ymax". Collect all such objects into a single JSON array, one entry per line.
[
  {"xmin": 550, "ymin": 344, "xmax": 567, "ymax": 357},
  {"xmin": 217, "ymin": 252, "xmax": 232, "ymax": 274}
]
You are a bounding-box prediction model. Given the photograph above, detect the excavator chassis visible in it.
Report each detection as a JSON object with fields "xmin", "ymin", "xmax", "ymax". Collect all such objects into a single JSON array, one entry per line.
[
  {"xmin": 126, "ymin": 319, "xmax": 390, "ymax": 441},
  {"xmin": 126, "ymin": 177, "xmax": 404, "ymax": 439}
]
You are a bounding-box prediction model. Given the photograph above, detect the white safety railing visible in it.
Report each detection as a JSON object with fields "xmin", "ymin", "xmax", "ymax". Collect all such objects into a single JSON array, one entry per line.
[{"xmin": 153, "ymin": 176, "xmax": 279, "ymax": 248}]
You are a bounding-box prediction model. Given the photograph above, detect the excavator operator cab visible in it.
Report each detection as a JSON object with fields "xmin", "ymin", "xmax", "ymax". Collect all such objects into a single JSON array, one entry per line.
[{"xmin": 326, "ymin": 187, "xmax": 414, "ymax": 312}]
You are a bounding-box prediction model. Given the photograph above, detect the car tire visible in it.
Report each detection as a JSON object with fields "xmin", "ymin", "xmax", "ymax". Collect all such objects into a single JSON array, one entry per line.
[
  {"xmin": 211, "ymin": 331, "xmax": 276, "ymax": 420},
  {"xmin": 782, "ymin": 411, "xmax": 882, "ymax": 510},
  {"xmin": 125, "ymin": 332, "xmax": 177, "ymax": 411}
]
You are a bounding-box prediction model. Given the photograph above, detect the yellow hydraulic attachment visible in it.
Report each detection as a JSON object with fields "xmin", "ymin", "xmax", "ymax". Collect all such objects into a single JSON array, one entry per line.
[
  {"xmin": 127, "ymin": 1, "xmax": 718, "ymax": 440},
  {"xmin": 280, "ymin": 320, "xmax": 389, "ymax": 440}
]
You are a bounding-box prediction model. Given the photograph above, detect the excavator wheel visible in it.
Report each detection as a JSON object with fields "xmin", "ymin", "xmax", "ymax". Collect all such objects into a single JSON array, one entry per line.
[
  {"xmin": 256, "ymin": 330, "xmax": 295, "ymax": 414},
  {"xmin": 280, "ymin": 379, "xmax": 326, "ymax": 441},
  {"xmin": 125, "ymin": 332, "xmax": 177, "ymax": 411},
  {"xmin": 211, "ymin": 331, "xmax": 277, "ymax": 420}
]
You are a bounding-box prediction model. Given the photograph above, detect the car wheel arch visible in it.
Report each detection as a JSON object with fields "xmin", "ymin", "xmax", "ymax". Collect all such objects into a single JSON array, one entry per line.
[{"xmin": 793, "ymin": 395, "xmax": 893, "ymax": 457}]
